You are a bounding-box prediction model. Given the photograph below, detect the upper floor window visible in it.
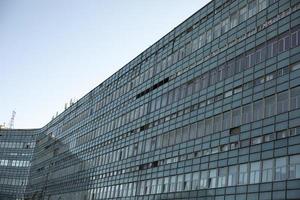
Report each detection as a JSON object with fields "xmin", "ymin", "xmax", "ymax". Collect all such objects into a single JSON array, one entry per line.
[
  {"xmin": 221, "ymin": 17, "xmax": 230, "ymax": 33},
  {"xmin": 230, "ymin": 12, "xmax": 239, "ymax": 28},
  {"xmin": 258, "ymin": 0, "xmax": 267, "ymax": 12},
  {"xmin": 248, "ymin": 0, "xmax": 257, "ymax": 18},
  {"xmin": 240, "ymin": 6, "xmax": 248, "ymax": 22}
]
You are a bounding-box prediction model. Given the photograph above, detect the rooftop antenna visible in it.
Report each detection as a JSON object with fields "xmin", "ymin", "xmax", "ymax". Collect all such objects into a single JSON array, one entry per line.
[{"xmin": 8, "ymin": 110, "xmax": 16, "ymax": 129}]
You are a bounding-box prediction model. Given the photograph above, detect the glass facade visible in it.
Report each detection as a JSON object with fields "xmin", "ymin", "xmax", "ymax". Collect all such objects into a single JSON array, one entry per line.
[{"xmin": 1, "ymin": 0, "xmax": 300, "ymax": 199}]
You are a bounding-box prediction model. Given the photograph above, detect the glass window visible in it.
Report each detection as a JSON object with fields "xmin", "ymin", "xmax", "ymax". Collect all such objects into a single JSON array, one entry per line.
[
  {"xmin": 145, "ymin": 180, "xmax": 151, "ymax": 195},
  {"xmin": 205, "ymin": 118, "xmax": 213, "ymax": 135},
  {"xmin": 277, "ymin": 130, "xmax": 289, "ymax": 139},
  {"xmin": 265, "ymin": 95, "xmax": 276, "ymax": 117},
  {"xmin": 221, "ymin": 17, "xmax": 230, "ymax": 33},
  {"xmin": 218, "ymin": 167, "xmax": 227, "ymax": 187},
  {"xmin": 253, "ymin": 100, "xmax": 264, "ymax": 121},
  {"xmin": 156, "ymin": 178, "xmax": 163, "ymax": 194},
  {"xmin": 209, "ymin": 169, "xmax": 217, "ymax": 188},
  {"xmin": 150, "ymin": 179, "xmax": 156, "ymax": 194},
  {"xmin": 275, "ymin": 157, "xmax": 287, "ymax": 181},
  {"xmin": 184, "ymin": 173, "xmax": 192, "ymax": 191},
  {"xmin": 291, "ymin": 31, "xmax": 298, "ymax": 48},
  {"xmin": 291, "ymin": 86, "xmax": 300, "ymax": 110},
  {"xmin": 242, "ymin": 104, "xmax": 252, "ymax": 124},
  {"xmin": 250, "ymin": 161, "xmax": 261, "ymax": 184},
  {"xmin": 232, "ymin": 108, "xmax": 241, "ymax": 127},
  {"xmin": 170, "ymin": 176, "xmax": 177, "ymax": 192},
  {"xmin": 223, "ymin": 111, "xmax": 231, "ymax": 130},
  {"xmin": 197, "ymin": 120, "xmax": 205, "ymax": 137},
  {"xmin": 175, "ymin": 128, "xmax": 182, "ymax": 144},
  {"xmin": 163, "ymin": 177, "xmax": 169, "ymax": 193},
  {"xmin": 228, "ymin": 165, "xmax": 238, "ymax": 186},
  {"xmin": 214, "ymin": 23, "xmax": 222, "ymax": 38},
  {"xmin": 198, "ymin": 33, "xmax": 206, "ymax": 48},
  {"xmin": 258, "ymin": 0, "xmax": 267, "ymax": 12},
  {"xmin": 230, "ymin": 12, "xmax": 239, "ymax": 28},
  {"xmin": 192, "ymin": 38, "xmax": 199, "ymax": 52},
  {"xmin": 248, "ymin": 0, "xmax": 257, "ymax": 17},
  {"xmin": 214, "ymin": 114, "xmax": 222, "ymax": 132},
  {"xmin": 206, "ymin": 29, "xmax": 212, "ymax": 43},
  {"xmin": 192, "ymin": 172, "xmax": 200, "ymax": 190},
  {"xmin": 185, "ymin": 42, "xmax": 192, "ymax": 55},
  {"xmin": 290, "ymin": 155, "xmax": 300, "ymax": 179},
  {"xmin": 239, "ymin": 164, "xmax": 248, "ymax": 185},
  {"xmin": 190, "ymin": 123, "xmax": 197, "ymax": 139},
  {"xmin": 200, "ymin": 170, "xmax": 209, "ymax": 189},
  {"xmin": 262, "ymin": 159, "xmax": 273, "ymax": 182},
  {"xmin": 240, "ymin": 6, "xmax": 247, "ymax": 22},
  {"xmin": 177, "ymin": 174, "xmax": 184, "ymax": 191},
  {"xmin": 139, "ymin": 181, "xmax": 145, "ymax": 195}
]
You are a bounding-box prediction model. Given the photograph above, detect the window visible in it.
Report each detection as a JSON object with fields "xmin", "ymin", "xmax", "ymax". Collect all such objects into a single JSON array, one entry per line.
[
  {"xmin": 224, "ymin": 90, "xmax": 233, "ymax": 98},
  {"xmin": 197, "ymin": 120, "xmax": 205, "ymax": 137},
  {"xmin": 218, "ymin": 167, "xmax": 227, "ymax": 187},
  {"xmin": 228, "ymin": 165, "xmax": 238, "ymax": 186},
  {"xmin": 250, "ymin": 162, "xmax": 261, "ymax": 184},
  {"xmin": 248, "ymin": 0, "xmax": 257, "ymax": 17},
  {"xmin": 177, "ymin": 174, "xmax": 184, "ymax": 191},
  {"xmin": 277, "ymin": 130, "xmax": 289, "ymax": 139},
  {"xmin": 239, "ymin": 164, "xmax": 248, "ymax": 185},
  {"xmin": 214, "ymin": 23, "xmax": 221, "ymax": 38},
  {"xmin": 185, "ymin": 42, "xmax": 192, "ymax": 56},
  {"xmin": 291, "ymin": 62, "xmax": 300, "ymax": 71},
  {"xmin": 200, "ymin": 170, "xmax": 208, "ymax": 188},
  {"xmin": 242, "ymin": 104, "xmax": 252, "ymax": 124},
  {"xmin": 175, "ymin": 128, "xmax": 182, "ymax": 144},
  {"xmin": 192, "ymin": 172, "xmax": 200, "ymax": 190},
  {"xmin": 190, "ymin": 123, "xmax": 197, "ymax": 139},
  {"xmin": 240, "ymin": 6, "xmax": 247, "ymax": 22},
  {"xmin": 275, "ymin": 157, "xmax": 287, "ymax": 181},
  {"xmin": 258, "ymin": 0, "xmax": 267, "ymax": 12},
  {"xmin": 205, "ymin": 118, "xmax": 213, "ymax": 135},
  {"xmin": 277, "ymin": 91, "xmax": 289, "ymax": 113},
  {"xmin": 253, "ymin": 100, "xmax": 263, "ymax": 121},
  {"xmin": 291, "ymin": 86, "xmax": 300, "ymax": 110},
  {"xmin": 163, "ymin": 177, "xmax": 169, "ymax": 193},
  {"xmin": 232, "ymin": 108, "xmax": 241, "ymax": 127},
  {"xmin": 221, "ymin": 17, "xmax": 230, "ymax": 33},
  {"xmin": 290, "ymin": 155, "xmax": 300, "ymax": 179},
  {"xmin": 291, "ymin": 31, "xmax": 299, "ymax": 48},
  {"xmin": 192, "ymin": 38, "xmax": 199, "ymax": 52},
  {"xmin": 184, "ymin": 173, "xmax": 192, "ymax": 191},
  {"xmin": 251, "ymin": 136, "xmax": 262, "ymax": 145},
  {"xmin": 265, "ymin": 95, "xmax": 276, "ymax": 117},
  {"xmin": 170, "ymin": 176, "xmax": 176, "ymax": 192},
  {"xmin": 223, "ymin": 111, "xmax": 231, "ymax": 130},
  {"xmin": 150, "ymin": 179, "xmax": 157, "ymax": 194},
  {"xmin": 209, "ymin": 169, "xmax": 217, "ymax": 188},
  {"xmin": 230, "ymin": 12, "xmax": 239, "ymax": 28},
  {"xmin": 198, "ymin": 33, "xmax": 206, "ymax": 48},
  {"xmin": 206, "ymin": 29, "xmax": 212, "ymax": 43},
  {"xmin": 290, "ymin": 127, "xmax": 300, "ymax": 136},
  {"xmin": 214, "ymin": 114, "xmax": 222, "ymax": 132},
  {"xmin": 262, "ymin": 159, "xmax": 273, "ymax": 182},
  {"xmin": 156, "ymin": 178, "xmax": 163, "ymax": 194}
]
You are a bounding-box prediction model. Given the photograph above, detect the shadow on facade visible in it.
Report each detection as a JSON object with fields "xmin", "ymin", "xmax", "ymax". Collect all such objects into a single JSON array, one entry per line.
[{"xmin": 25, "ymin": 131, "xmax": 90, "ymax": 200}]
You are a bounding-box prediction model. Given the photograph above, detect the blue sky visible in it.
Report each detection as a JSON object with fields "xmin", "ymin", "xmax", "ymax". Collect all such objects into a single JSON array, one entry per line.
[{"xmin": 0, "ymin": 0, "xmax": 210, "ymax": 129}]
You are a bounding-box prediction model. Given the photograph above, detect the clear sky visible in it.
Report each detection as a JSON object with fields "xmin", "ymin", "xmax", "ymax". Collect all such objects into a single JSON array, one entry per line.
[{"xmin": 0, "ymin": 0, "xmax": 211, "ymax": 129}]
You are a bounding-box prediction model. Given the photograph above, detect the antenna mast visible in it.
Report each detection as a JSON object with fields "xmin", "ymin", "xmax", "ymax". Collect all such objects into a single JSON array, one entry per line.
[{"xmin": 8, "ymin": 110, "xmax": 16, "ymax": 129}]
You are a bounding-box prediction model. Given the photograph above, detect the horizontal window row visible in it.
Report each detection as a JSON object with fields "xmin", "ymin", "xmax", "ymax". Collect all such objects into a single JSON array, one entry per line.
[
  {"xmin": 0, "ymin": 141, "xmax": 35, "ymax": 149},
  {"xmin": 86, "ymin": 154, "xmax": 300, "ymax": 199},
  {"xmin": 0, "ymin": 159, "xmax": 31, "ymax": 167}
]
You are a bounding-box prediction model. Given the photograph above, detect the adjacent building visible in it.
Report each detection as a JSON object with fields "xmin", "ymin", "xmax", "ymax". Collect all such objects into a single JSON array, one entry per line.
[{"xmin": 1, "ymin": 0, "xmax": 300, "ymax": 199}]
